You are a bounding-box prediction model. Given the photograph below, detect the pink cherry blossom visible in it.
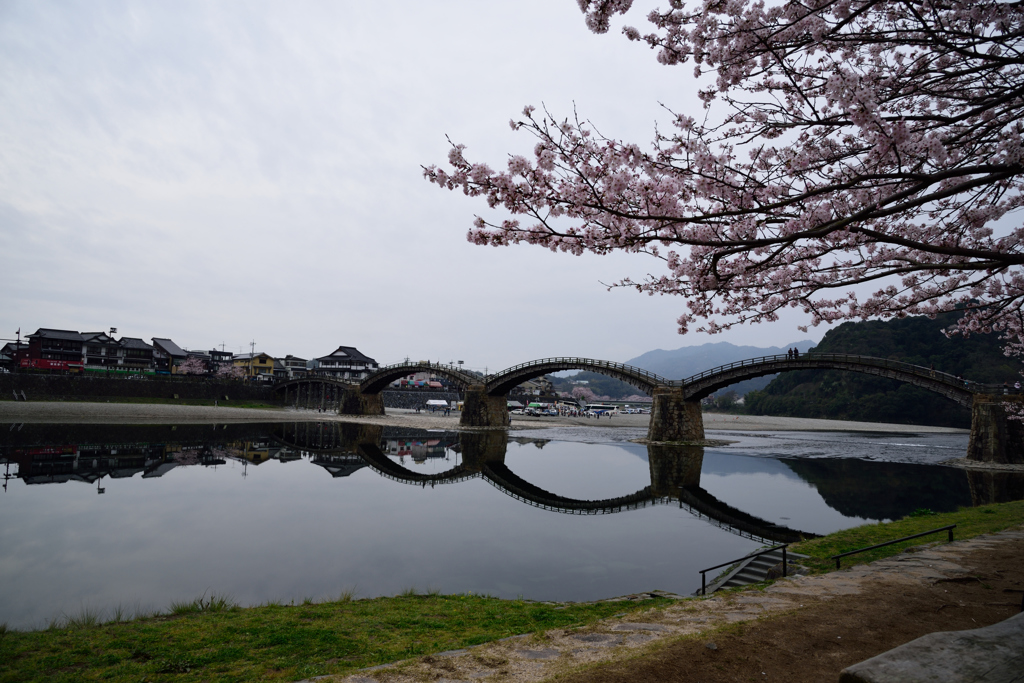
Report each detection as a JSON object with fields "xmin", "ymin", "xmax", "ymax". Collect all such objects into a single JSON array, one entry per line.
[{"xmin": 424, "ymin": 0, "xmax": 1024, "ymax": 361}]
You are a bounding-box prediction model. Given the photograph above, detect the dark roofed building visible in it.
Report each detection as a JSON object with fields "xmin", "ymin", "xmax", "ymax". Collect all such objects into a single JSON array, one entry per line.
[
  {"xmin": 0, "ymin": 341, "xmax": 26, "ymax": 371},
  {"xmin": 82, "ymin": 332, "xmax": 120, "ymax": 368},
  {"xmin": 152, "ymin": 338, "xmax": 187, "ymax": 373},
  {"xmin": 280, "ymin": 355, "xmax": 308, "ymax": 380},
  {"xmin": 209, "ymin": 348, "xmax": 233, "ymax": 366},
  {"xmin": 26, "ymin": 328, "xmax": 85, "ymax": 365},
  {"xmin": 118, "ymin": 337, "xmax": 154, "ymax": 370},
  {"xmin": 311, "ymin": 346, "xmax": 378, "ymax": 381}
]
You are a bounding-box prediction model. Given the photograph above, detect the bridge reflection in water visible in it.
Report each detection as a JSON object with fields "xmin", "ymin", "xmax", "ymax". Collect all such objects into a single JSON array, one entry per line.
[
  {"xmin": 3, "ymin": 421, "xmax": 1012, "ymax": 541},
  {"xmin": 267, "ymin": 422, "xmax": 1024, "ymax": 540},
  {"xmin": 268, "ymin": 423, "xmax": 808, "ymax": 544},
  {"xmin": 3, "ymin": 423, "xmax": 1019, "ymax": 532}
]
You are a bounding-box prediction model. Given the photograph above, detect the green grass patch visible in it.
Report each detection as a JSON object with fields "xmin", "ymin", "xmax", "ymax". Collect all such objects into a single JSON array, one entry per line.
[
  {"xmin": 0, "ymin": 593, "xmax": 669, "ymax": 682},
  {"xmin": 792, "ymin": 499, "xmax": 1024, "ymax": 573}
]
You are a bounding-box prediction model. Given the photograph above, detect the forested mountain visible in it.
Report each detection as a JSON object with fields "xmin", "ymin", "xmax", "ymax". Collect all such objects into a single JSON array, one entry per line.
[{"xmin": 744, "ymin": 312, "xmax": 1019, "ymax": 428}]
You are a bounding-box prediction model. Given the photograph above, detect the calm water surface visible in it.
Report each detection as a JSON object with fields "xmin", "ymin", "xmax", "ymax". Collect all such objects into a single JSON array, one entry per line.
[{"xmin": 1, "ymin": 421, "xmax": 1019, "ymax": 629}]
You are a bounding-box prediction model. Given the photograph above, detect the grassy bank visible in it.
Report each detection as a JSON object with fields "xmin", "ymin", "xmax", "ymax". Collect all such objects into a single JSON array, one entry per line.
[
  {"xmin": 0, "ymin": 593, "xmax": 668, "ymax": 683},
  {"xmin": 791, "ymin": 498, "xmax": 1024, "ymax": 572}
]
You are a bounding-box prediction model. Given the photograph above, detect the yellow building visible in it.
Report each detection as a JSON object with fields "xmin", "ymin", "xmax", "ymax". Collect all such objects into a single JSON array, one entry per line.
[{"xmin": 233, "ymin": 352, "xmax": 276, "ymax": 380}]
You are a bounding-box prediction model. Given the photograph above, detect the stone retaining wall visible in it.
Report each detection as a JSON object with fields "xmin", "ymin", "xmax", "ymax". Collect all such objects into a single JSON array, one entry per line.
[
  {"xmin": 0, "ymin": 372, "xmax": 277, "ymax": 403},
  {"xmin": 381, "ymin": 390, "xmax": 461, "ymax": 410}
]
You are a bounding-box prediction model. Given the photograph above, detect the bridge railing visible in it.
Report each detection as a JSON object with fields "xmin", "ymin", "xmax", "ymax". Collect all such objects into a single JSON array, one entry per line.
[
  {"xmin": 370, "ymin": 360, "xmax": 479, "ymax": 384},
  {"xmin": 675, "ymin": 352, "xmax": 1005, "ymax": 394},
  {"xmin": 494, "ymin": 357, "xmax": 670, "ymax": 387}
]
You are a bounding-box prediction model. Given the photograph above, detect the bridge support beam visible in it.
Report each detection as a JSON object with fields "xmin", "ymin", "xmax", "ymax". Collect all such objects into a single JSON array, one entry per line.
[
  {"xmin": 967, "ymin": 394, "xmax": 1024, "ymax": 465},
  {"xmin": 648, "ymin": 388, "xmax": 705, "ymax": 442},
  {"xmin": 459, "ymin": 385, "xmax": 509, "ymax": 428},
  {"xmin": 338, "ymin": 387, "xmax": 384, "ymax": 416},
  {"xmin": 648, "ymin": 444, "xmax": 703, "ymax": 497}
]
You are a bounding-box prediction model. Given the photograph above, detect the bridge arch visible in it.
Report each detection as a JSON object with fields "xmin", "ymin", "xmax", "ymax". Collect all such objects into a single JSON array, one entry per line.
[
  {"xmin": 480, "ymin": 461, "xmax": 659, "ymax": 514},
  {"xmin": 678, "ymin": 353, "xmax": 977, "ymax": 408},
  {"xmin": 486, "ymin": 357, "xmax": 668, "ymax": 396},
  {"xmin": 356, "ymin": 444, "xmax": 479, "ymax": 485},
  {"xmin": 360, "ymin": 361, "xmax": 480, "ymax": 394}
]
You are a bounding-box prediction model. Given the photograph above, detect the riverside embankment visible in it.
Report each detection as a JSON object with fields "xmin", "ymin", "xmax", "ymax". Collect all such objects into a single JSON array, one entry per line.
[{"xmin": 0, "ymin": 401, "xmax": 969, "ymax": 433}]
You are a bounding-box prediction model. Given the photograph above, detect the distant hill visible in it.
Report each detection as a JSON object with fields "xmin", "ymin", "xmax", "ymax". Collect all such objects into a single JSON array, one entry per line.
[
  {"xmin": 626, "ymin": 340, "xmax": 817, "ymax": 379},
  {"xmin": 548, "ymin": 340, "xmax": 816, "ymax": 399},
  {"xmin": 745, "ymin": 312, "xmax": 1020, "ymax": 428}
]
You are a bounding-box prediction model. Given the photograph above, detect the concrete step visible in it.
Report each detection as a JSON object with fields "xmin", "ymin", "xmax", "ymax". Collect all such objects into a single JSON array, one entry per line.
[{"xmin": 697, "ymin": 548, "xmax": 809, "ymax": 595}]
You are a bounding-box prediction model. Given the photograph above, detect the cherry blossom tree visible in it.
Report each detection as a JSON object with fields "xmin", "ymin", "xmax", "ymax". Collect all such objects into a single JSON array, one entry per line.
[
  {"xmin": 425, "ymin": 0, "xmax": 1024, "ymax": 353},
  {"xmin": 215, "ymin": 363, "xmax": 245, "ymax": 380},
  {"xmin": 571, "ymin": 386, "xmax": 598, "ymax": 402},
  {"xmin": 177, "ymin": 356, "xmax": 208, "ymax": 375}
]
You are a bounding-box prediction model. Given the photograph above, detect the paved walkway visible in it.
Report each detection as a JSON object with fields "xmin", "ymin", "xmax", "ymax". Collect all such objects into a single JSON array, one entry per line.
[{"xmin": 300, "ymin": 527, "xmax": 1024, "ymax": 683}]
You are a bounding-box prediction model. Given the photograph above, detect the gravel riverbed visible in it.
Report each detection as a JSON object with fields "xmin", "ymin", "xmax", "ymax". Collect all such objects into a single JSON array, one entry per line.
[{"xmin": 0, "ymin": 400, "xmax": 968, "ymax": 433}]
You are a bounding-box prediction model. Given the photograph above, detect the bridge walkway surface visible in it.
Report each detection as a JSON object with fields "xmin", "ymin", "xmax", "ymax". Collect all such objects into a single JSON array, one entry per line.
[{"xmin": 319, "ymin": 526, "xmax": 1024, "ymax": 683}]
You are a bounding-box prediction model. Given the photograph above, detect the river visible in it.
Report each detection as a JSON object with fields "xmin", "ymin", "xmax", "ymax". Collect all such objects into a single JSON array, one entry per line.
[{"xmin": 0, "ymin": 420, "xmax": 1019, "ymax": 630}]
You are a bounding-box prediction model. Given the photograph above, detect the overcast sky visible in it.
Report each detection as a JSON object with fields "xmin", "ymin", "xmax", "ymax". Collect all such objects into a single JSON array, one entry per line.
[{"xmin": 0, "ymin": 1, "xmax": 821, "ymax": 373}]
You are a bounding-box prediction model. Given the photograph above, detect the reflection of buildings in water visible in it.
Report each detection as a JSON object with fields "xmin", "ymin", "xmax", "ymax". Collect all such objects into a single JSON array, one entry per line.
[
  {"xmin": 1, "ymin": 440, "xmax": 229, "ymax": 487},
  {"xmin": 274, "ymin": 447, "xmax": 303, "ymax": 463},
  {"xmin": 309, "ymin": 454, "xmax": 367, "ymax": 478},
  {"xmin": 385, "ymin": 438, "xmax": 450, "ymax": 464},
  {"xmin": 221, "ymin": 441, "xmax": 309, "ymax": 467},
  {"xmin": 225, "ymin": 439, "xmax": 275, "ymax": 465},
  {"xmin": 4, "ymin": 442, "xmax": 163, "ymax": 486}
]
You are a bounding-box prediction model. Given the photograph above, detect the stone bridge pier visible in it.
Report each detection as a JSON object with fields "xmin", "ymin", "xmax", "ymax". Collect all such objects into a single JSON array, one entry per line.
[
  {"xmin": 648, "ymin": 387, "xmax": 705, "ymax": 442},
  {"xmin": 967, "ymin": 394, "xmax": 1024, "ymax": 465},
  {"xmin": 460, "ymin": 385, "xmax": 510, "ymax": 428},
  {"xmin": 338, "ymin": 386, "xmax": 384, "ymax": 417},
  {"xmin": 648, "ymin": 444, "xmax": 704, "ymax": 497},
  {"xmin": 459, "ymin": 431, "xmax": 508, "ymax": 472}
]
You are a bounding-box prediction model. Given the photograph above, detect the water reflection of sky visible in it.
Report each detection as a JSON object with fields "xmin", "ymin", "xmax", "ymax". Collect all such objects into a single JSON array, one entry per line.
[{"xmin": 0, "ymin": 422, "xmax": 1015, "ymax": 631}]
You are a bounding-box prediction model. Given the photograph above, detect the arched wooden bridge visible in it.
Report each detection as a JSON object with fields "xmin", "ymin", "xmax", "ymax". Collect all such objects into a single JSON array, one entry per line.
[{"xmin": 274, "ymin": 354, "xmax": 1022, "ymax": 463}]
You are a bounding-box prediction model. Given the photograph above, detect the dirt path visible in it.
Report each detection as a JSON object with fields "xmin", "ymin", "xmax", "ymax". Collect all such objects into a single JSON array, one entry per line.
[{"xmin": 326, "ymin": 528, "xmax": 1024, "ymax": 683}]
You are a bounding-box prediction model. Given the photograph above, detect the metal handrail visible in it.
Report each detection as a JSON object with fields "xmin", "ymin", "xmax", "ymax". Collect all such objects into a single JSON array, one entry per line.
[
  {"xmin": 698, "ymin": 544, "xmax": 788, "ymax": 595},
  {"xmin": 831, "ymin": 524, "xmax": 955, "ymax": 568}
]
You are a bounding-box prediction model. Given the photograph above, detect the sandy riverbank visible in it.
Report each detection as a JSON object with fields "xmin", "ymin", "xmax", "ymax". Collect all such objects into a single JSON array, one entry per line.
[{"xmin": 0, "ymin": 400, "xmax": 967, "ymax": 433}]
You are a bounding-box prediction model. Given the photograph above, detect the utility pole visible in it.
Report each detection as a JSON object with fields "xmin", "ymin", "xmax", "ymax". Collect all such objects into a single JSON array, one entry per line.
[{"xmin": 249, "ymin": 340, "xmax": 255, "ymax": 380}]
